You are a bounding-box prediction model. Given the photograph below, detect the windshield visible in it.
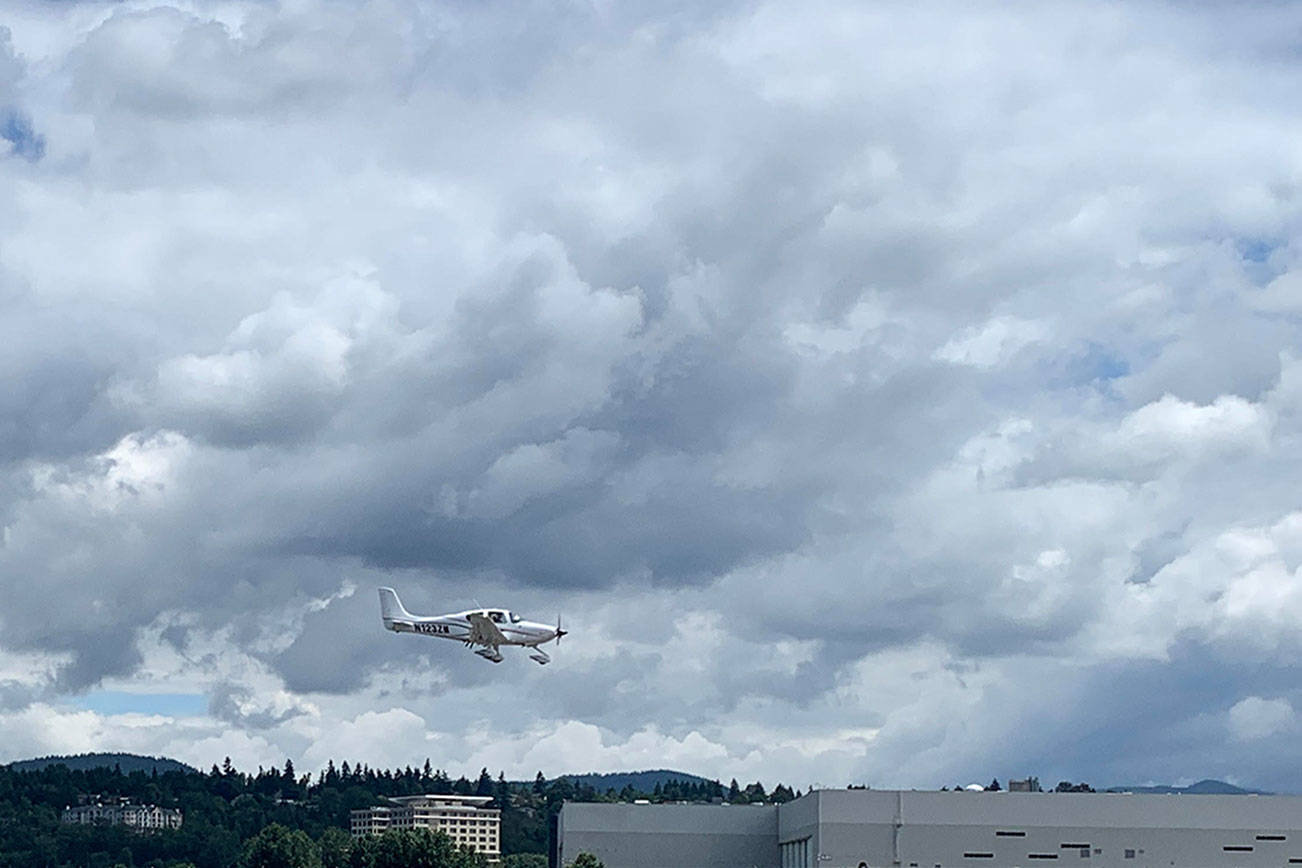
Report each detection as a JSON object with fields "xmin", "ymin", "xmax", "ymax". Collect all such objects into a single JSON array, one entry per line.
[{"xmin": 509, "ymin": 612, "xmax": 521, "ymax": 623}]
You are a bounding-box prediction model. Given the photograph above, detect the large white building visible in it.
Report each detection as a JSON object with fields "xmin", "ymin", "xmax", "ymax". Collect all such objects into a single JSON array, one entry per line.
[
  {"xmin": 62, "ymin": 798, "xmax": 182, "ymax": 832},
  {"xmin": 558, "ymin": 788, "xmax": 1302, "ymax": 868},
  {"xmin": 350, "ymin": 794, "xmax": 500, "ymax": 859}
]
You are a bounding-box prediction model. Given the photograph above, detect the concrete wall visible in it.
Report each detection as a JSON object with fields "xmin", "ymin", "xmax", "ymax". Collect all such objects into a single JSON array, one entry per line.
[
  {"xmin": 558, "ymin": 803, "xmax": 778, "ymax": 868},
  {"xmin": 560, "ymin": 790, "xmax": 1302, "ymax": 868},
  {"xmin": 778, "ymin": 788, "xmax": 821, "ymax": 856},
  {"xmin": 800, "ymin": 790, "xmax": 1302, "ymax": 868}
]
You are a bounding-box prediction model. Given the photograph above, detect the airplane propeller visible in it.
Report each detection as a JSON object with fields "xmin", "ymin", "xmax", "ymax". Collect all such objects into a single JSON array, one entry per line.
[{"xmin": 555, "ymin": 615, "xmax": 567, "ymax": 644}]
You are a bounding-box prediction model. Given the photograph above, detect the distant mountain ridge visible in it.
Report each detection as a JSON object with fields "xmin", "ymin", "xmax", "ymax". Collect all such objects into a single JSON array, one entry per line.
[
  {"xmin": 1105, "ymin": 779, "xmax": 1269, "ymax": 795},
  {"xmin": 7, "ymin": 753, "xmax": 197, "ymax": 775},
  {"xmin": 555, "ymin": 769, "xmax": 714, "ymax": 792}
]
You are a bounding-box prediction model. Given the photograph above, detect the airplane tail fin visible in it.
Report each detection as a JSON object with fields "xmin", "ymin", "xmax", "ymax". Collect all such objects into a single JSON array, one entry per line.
[{"xmin": 378, "ymin": 587, "xmax": 414, "ymax": 625}]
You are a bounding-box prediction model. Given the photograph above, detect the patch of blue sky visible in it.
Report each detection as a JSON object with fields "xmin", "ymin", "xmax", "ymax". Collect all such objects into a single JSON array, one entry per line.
[
  {"xmin": 1037, "ymin": 342, "xmax": 1131, "ymax": 403},
  {"xmin": 73, "ymin": 691, "xmax": 207, "ymax": 717},
  {"xmin": 1238, "ymin": 238, "xmax": 1278, "ymax": 264},
  {"xmin": 1237, "ymin": 237, "xmax": 1287, "ymax": 287},
  {"xmin": 1, "ymin": 109, "xmax": 45, "ymax": 162},
  {"xmin": 1068, "ymin": 342, "xmax": 1129, "ymax": 383}
]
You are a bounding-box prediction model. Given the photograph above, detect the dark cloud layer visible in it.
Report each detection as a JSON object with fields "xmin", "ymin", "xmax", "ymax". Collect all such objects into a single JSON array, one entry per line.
[{"xmin": 2, "ymin": 0, "xmax": 1302, "ymax": 787}]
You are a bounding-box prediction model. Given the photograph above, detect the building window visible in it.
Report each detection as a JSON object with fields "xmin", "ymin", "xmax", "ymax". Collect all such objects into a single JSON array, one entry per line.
[
  {"xmin": 1259, "ymin": 836, "xmax": 1287, "ymax": 842},
  {"xmin": 997, "ymin": 831, "xmax": 1027, "ymax": 837},
  {"xmin": 963, "ymin": 854, "xmax": 995, "ymax": 859},
  {"xmin": 1223, "ymin": 846, "xmax": 1253, "ymax": 852},
  {"xmin": 781, "ymin": 838, "xmax": 812, "ymax": 868},
  {"xmin": 1124, "ymin": 850, "xmax": 1135, "ymax": 859}
]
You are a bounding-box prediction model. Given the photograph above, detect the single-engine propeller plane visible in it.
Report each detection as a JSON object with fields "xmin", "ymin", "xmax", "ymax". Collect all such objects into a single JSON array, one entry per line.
[{"xmin": 378, "ymin": 587, "xmax": 567, "ymax": 664}]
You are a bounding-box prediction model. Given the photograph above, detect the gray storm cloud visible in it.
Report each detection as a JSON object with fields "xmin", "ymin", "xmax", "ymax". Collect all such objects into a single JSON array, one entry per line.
[{"xmin": 2, "ymin": 0, "xmax": 1302, "ymax": 790}]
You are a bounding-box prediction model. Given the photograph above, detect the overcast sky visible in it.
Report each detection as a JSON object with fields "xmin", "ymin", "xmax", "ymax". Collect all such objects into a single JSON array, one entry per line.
[{"xmin": 4, "ymin": 0, "xmax": 1302, "ymax": 792}]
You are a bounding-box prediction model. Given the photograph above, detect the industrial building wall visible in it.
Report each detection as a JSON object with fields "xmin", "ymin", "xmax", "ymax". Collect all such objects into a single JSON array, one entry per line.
[
  {"xmin": 778, "ymin": 791, "xmax": 822, "ymax": 867},
  {"xmin": 558, "ymin": 803, "xmax": 779, "ymax": 868},
  {"xmin": 560, "ymin": 790, "xmax": 1302, "ymax": 868},
  {"xmin": 891, "ymin": 823, "xmax": 1302, "ymax": 868},
  {"xmin": 802, "ymin": 790, "xmax": 1302, "ymax": 868},
  {"xmin": 812, "ymin": 790, "xmax": 899, "ymax": 868}
]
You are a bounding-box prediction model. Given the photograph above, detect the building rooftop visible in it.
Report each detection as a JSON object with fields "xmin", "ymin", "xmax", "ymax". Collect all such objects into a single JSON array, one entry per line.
[{"xmin": 386, "ymin": 794, "xmax": 495, "ymax": 805}]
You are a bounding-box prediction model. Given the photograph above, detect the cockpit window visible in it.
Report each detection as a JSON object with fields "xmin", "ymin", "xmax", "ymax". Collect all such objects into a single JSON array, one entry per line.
[
  {"xmin": 488, "ymin": 611, "xmax": 504, "ymax": 623},
  {"xmin": 509, "ymin": 612, "xmax": 521, "ymax": 623}
]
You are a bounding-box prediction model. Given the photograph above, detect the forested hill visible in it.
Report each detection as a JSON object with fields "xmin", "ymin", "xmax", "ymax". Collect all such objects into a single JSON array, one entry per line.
[
  {"xmin": 0, "ymin": 757, "xmax": 798, "ymax": 868},
  {"xmin": 8, "ymin": 753, "xmax": 197, "ymax": 775},
  {"xmin": 555, "ymin": 770, "xmax": 710, "ymax": 793},
  {"xmin": 1105, "ymin": 779, "xmax": 1268, "ymax": 795}
]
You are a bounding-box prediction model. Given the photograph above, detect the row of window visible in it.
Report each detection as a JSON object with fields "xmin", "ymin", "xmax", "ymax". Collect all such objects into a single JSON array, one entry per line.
[
  {"xmin": 993, "ymin": 832, "xmax": 1290, "ymax": 845},
  {"xmin": 788, "ymin": 831, "xmax": 1299, "ymax": 867},
  {"xmin": 963, "ymin": 847, "xmax": 1302, "ymax": 861},
  {"xmin": 780, "ymin": 837, "xmax": 812, "ymax": 868},
  {"xmin": 928, "ymin": 861, "xmax": 1302, "ymax": 868}
]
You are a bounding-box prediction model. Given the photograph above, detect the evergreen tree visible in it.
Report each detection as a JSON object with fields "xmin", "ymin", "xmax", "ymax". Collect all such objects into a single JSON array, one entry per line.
[
  {"xmin": 318, "ymin": 827, "xmax": 352, "ymax": 868},
  {"xmin": 348, "ymin": 828, "xmax": 480, "ymax": 868},
  {"xmin": 502, "ymin": 857, "xmax": 546, "ymax": 868},
  {"xmin": 240, "ymin": 824, "xmax": 321, "ymax": 868}
]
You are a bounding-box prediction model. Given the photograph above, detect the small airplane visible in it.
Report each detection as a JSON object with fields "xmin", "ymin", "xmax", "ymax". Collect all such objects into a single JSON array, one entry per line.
[{"xmin": 378, "ymin": 587, "xmax": 567, "ymax": 664}]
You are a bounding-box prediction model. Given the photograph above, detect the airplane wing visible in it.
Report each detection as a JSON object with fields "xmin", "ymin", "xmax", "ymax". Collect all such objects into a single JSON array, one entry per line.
[{"xmin": 466, "ymin": 612, "xmax": 507, "ymax": 647}]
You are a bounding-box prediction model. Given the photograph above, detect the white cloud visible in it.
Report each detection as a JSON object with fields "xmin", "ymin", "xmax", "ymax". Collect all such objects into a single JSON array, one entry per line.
[
  {"xmin": 1228, "ymin": 697, "xmax": 1295, "ymax": 741},
  {"xmin": 1112, "ymin": 394, "xmax": 1271, "ymax": 461},
  {"xmin": 29, "ymin": 430, "xmax": 192, "ymax": 514},
  {"xmin": 935, "ymin": 316, "xmax": 1050, "ymax": 369},
  {"xmin": 299, "ymin": 708, "xmax": 434, "ymax": 772}
]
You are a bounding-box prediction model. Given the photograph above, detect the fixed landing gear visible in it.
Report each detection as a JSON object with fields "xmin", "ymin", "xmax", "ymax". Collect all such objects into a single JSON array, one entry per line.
[
  {"xmin": 474, "ymin": 647, "xmax": 503, "ymax": 663},
  {"xmin": 529, "ymin": 650, "xmax": 551, "ymax": 665}
]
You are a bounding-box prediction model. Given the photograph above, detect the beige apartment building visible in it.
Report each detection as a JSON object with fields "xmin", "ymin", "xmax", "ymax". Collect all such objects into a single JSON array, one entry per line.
[
  {"xmin": 349, "ymin": 794, "xmax": 500, "ymax": 860},
  {"xmin": 62, "ymin": 797, "xmax": 183, "ymax": 832}
]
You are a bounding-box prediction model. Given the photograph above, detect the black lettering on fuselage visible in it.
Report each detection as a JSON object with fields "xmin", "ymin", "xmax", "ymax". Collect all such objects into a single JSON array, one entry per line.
[{"xmin": 414, "ymin": 623, "xmax": 452, "ymax": 635}]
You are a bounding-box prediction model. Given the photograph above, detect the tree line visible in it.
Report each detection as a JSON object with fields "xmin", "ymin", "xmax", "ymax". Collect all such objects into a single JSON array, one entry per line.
[{"xmin": 0, "ymin": 759, "xmax": 794, "ymax": 868}]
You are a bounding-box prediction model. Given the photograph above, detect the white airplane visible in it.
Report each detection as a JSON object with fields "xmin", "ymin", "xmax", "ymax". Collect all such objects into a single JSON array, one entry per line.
[{"xmin": 378, "ymin": 587, "xmax": 567, "ymax": 664}]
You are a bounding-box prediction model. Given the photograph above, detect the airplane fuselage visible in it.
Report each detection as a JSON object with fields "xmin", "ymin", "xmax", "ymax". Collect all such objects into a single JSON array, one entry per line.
[
  {"xmin": 384, "ymin": 611, "xmax": 558, "ymax": 647},
  {"xmin": 378, "ymin": 587, "xmax": 565, "ymax": 664}
]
